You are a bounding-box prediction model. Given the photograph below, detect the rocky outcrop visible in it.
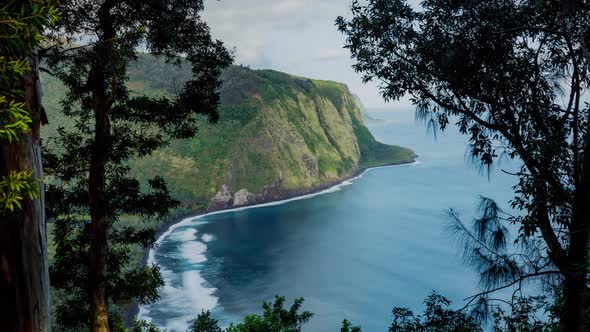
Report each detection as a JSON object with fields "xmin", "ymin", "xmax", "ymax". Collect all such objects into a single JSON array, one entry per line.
[
  {"xmin": 208, "ymin": 184, "xmax": 233, "ymax": 210},
  {"xmin": 233, "ymin": 189, "xmax": 255, "ymax": 206}
]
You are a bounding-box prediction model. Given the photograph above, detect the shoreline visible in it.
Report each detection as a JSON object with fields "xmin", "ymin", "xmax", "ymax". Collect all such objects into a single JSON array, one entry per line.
[{"xmin": 126, "ymin": 156, "xmax": 419, "ymax": 324}]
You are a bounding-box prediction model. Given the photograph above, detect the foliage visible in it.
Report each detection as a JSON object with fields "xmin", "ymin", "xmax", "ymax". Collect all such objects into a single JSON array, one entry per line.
[
  {"xmin": 47, "ymin": 176, "xmax": 172, "ymax": 330},
  {"xmin": 0, "ymin": 56, "xmax": 34, "ymax": 144},
  {"xmin": 338, "ymin": 0, "xmax": 590, "ymax": 329},
  {"xmin": 190, "ymin": 296, "xmax": 313, "ymax": 332},
  {"xmin": 341, "ymin": 319, "xmax": 362, "ymax": 332},
  {"xmin": 0, "ymin": 0, "xmax": 60, "ymax": 141},
  {"xmin": 130, "ymin": 319, "xmax": 162, "ymax": 332},
  {"xmin": 492, "ymin": 296, "xmax": 556, "ymax": 332},
  {"xmin": 389, "ymin": 292, "xmax": 561, "ymax": 332},
  {"xmin": 191, "ymin": 310, "xmax": 223, "ymax": 332},
  {"xmin": 0, "ymin": 94, "xmax": 31, "ymax": 143},
  {"xmin": 389, "ymin": 293, "xmax": 482, "ymax": 332},
  {"xmin": 0, "ymin": 169, "xmax": 39, "ymax": 213},
  {"xmin": 0, "ymin": 0, "xmax": 60, "ymax": 215},
  {"xmin": 0, "ymin": 0, "xmax": 60, "ymax": 43},
  {"xmin": 226, "ymin": 296, "xmax": 313, "ymax": 332},
  {"xmin": 127, "ymin": 294, "xmax": 565, "ymax": 332},
  {"xmin": 43, "ymin": 0, "xmax": 232, "ymax": 329}
]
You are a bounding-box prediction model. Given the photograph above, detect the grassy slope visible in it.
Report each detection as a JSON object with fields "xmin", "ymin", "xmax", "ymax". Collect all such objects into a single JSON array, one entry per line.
[
  {"xmin": 129, "ymin": 65, "xmax": 414, "ymax": 210},
  {"xmin": 42, "ymin": 55, "xmax": 414, "ymax": 212}
]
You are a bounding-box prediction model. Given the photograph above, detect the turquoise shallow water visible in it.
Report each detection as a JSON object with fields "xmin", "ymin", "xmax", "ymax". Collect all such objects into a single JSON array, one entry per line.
[{"xmin": 139, "ymin": 109, "xmax": 519, "ymax": 331}]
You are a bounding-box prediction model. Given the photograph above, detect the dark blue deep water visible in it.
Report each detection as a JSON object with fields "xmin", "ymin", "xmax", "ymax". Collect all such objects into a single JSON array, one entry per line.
[{"xmin": 139, "ymin": 109, "xmax": 519, "ymax": 331}]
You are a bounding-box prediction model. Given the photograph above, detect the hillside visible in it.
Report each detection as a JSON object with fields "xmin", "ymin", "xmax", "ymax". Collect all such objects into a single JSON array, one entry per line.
[{"xmin": 41, "ymin": 56, "xmax": 415, "ymax": 212}]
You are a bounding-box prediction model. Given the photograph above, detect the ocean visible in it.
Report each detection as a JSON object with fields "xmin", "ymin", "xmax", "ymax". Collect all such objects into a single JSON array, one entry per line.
[{"xmin": 138, "ymin": 108, "xmax": 519, "ymax": 331}]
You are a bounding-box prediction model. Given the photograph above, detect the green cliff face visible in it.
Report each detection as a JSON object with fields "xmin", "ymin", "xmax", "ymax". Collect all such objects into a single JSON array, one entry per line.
[{"xmin": 42, "ymin": 57, "xmax": 415, "ymax": 212}]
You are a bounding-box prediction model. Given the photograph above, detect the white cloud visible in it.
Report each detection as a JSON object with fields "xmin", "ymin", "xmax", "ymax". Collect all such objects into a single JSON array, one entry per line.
[
  {"xmin": 202, "ymin": 0, "xmax": 411, "ymax": 108},
  {"xmin": 316, "ymin": 47, "xmax": 349, "ymax": 61},
  {"xmin": 203, "ymin": 0, "xmax": 344, "ymax": 65}
]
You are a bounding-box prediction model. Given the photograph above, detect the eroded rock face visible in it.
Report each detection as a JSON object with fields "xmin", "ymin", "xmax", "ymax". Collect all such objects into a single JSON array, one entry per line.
[
  {"xmin": 207, "ymin": 181, "xmax": 287, "ymax": 211},
  {"xmin": 233, "ymin": 189, "xmax": 255, "ymax": 206},
  {"xmin": 301, "ymin": 154, "xmax": 318, "ymax": 177},
  {"xmin": 208, "ymin": 184, "xmax": 233, "ymax": 210}
]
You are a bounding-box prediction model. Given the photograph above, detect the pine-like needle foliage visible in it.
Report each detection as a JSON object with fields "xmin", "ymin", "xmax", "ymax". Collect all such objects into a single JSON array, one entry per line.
[
  {"xmin": 337, "ymin": 0, "xmax": 590, "ymax": 329},
  {"xmin": 447, "ymin": 197, "xmax": 559, "ymax": 321}
]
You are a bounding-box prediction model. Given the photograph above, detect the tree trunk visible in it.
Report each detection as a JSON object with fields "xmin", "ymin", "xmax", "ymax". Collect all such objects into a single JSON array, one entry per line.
[
  {"xmin": 561, "ymin": 210, "xmax": 589, "ymax": 332},
  {"xmin": 88, "ymin": 180, "xmax": 110, "ymax": 332},
  {"xmin": 88, "ymin": 113, "xmax": 110, "ymax": 331},
  {"xmin": 88, "ymin": 11, "xmax": 114, "ymax": 326},
  {"xmin": 563, "ymin": 275, "xmax": 588, "ymax": 332},
  {"xmin": 0, "ymin": 56, "xmax": 51, "ymax": 331},
  {"xmin": 88, "ymin": 69, "xmax": 112, "ymax": 332},
  {"xmin": 561, "ymin": 113, "xmax": 590, "ymax": 332}
]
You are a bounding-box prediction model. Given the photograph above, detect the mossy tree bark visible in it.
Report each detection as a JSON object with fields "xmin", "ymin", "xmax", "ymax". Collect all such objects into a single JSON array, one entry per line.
[{"xmin": 0, "ymin": 55, "xmax": 51, "ymax": 331}]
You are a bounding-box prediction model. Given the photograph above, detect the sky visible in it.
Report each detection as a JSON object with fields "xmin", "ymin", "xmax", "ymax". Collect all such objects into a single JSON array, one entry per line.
[{"xmin": 202, "ymin": 0, "xmax": 413, "ymax": 109}]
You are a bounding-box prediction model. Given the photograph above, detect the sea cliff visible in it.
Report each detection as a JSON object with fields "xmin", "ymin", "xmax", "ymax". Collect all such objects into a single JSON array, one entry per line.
[
  {"xmin": 42, "ymin": 56, "xmax": 416, "ymax": 213},
  {"xmin": 129, "ymin": 65, "xmax": 415, "ymax": 211}
]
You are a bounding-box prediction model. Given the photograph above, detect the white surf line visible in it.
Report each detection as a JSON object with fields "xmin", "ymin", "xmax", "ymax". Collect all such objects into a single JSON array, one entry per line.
[
  {"xmin": 146, "ymin": 157, "xmax": 421, "ymax": 266},
  {"xmin": 138, "ymin": 157, "xmax": 422, "ymax": 325}
]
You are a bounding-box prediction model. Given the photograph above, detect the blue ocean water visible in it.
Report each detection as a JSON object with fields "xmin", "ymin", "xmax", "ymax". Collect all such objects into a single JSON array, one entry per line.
[{"xmin": 139, "ymin": 109, "xmax": 520, "ymax": 331}]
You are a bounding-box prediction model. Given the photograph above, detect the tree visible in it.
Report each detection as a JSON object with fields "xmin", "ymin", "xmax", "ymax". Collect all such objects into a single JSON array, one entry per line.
[
  {"xmin": 43, "ymin": 0, "xmax": 232, "ymax": 330},
  {"xmin": 491, "ymin": 296, "xmax": 556, "ymax": 332},
  {"xmin": 337, "ymin": 0, "xmax": 590, "ymax": 331},
  {"xmin": 389, "ymin": 293, "xmax": 482, "ymax": 332},
  {"xmin": 0, "ymin": 1, "xmax": 59, "ymax": 330},
  {"xmin": 341, "ymin": 319, "xmax": 362, "ymax": 332},
  {"xmin": 389, "ymin": 292, "xmax": 556, "ymax": 332},
  {"xmin": 130, "ymin": 319, "xmax": 161, "ymax": 332},
  {"xmin": 190, "ymin": 296, "xmax": 313, "ymax": 332},
  {"xmin": 191, "ymin": 310, "xmax": 222, "ymax": 332},
  {"xmin": 227, "ymin": 296, "xmax": 313, "ymax": 332}
]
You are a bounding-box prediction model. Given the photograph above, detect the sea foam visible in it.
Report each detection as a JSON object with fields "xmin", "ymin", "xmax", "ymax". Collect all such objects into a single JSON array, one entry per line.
[{"xmin": 138, "ymin": 159, "xmax": 420, "ymax": 330}]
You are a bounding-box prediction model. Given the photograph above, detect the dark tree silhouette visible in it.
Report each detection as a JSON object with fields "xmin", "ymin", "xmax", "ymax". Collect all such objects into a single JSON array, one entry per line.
[
  {"xmin": 0, "ymin": 1, "xmax": 59, "ymax": 330},
  {"xmin": 43, "ymin": 0, "xmax": 232, "ymax": 330},
  {"xmin": 190, "ymin": 296, "xmax": 313, "ymax": 332},
  {"xmin": 191, "ymin": 310, "xmax": 222, "ymax": 332},
  {"xmin": 389, "ymin": 293, "xmax": 482, "ymax": 332},
  {"xmin": 338, "ymin": 0, "xmax": 590, "ymax": 331},
  {"xmin": 341, "ymin": 319, "xmax": 362, "ymax": 332}
]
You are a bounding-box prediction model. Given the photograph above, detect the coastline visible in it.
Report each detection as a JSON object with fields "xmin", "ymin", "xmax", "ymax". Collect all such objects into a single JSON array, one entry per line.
[{"xmin": 126, "ymin": 156, "xmax": 419, "ymax": 324}]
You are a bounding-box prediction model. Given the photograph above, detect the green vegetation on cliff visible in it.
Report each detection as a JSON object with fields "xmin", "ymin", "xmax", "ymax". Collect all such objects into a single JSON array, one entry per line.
[{"xmin": 42, "ymin": 55, "xmax": 415, "ymax": 212}]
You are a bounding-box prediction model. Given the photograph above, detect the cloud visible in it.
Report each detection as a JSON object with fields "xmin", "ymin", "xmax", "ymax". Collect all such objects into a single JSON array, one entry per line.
[
  {"xmin": 316, "ymin": 47, "xmax": 349, "ymax": 61},
  {"xmin": 201, "ymin": 0, "xmax": 407, "ymax": 108},
  {"xmin": 203, "ymin": 0, "xmax": 347, "ymax": 65}
]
